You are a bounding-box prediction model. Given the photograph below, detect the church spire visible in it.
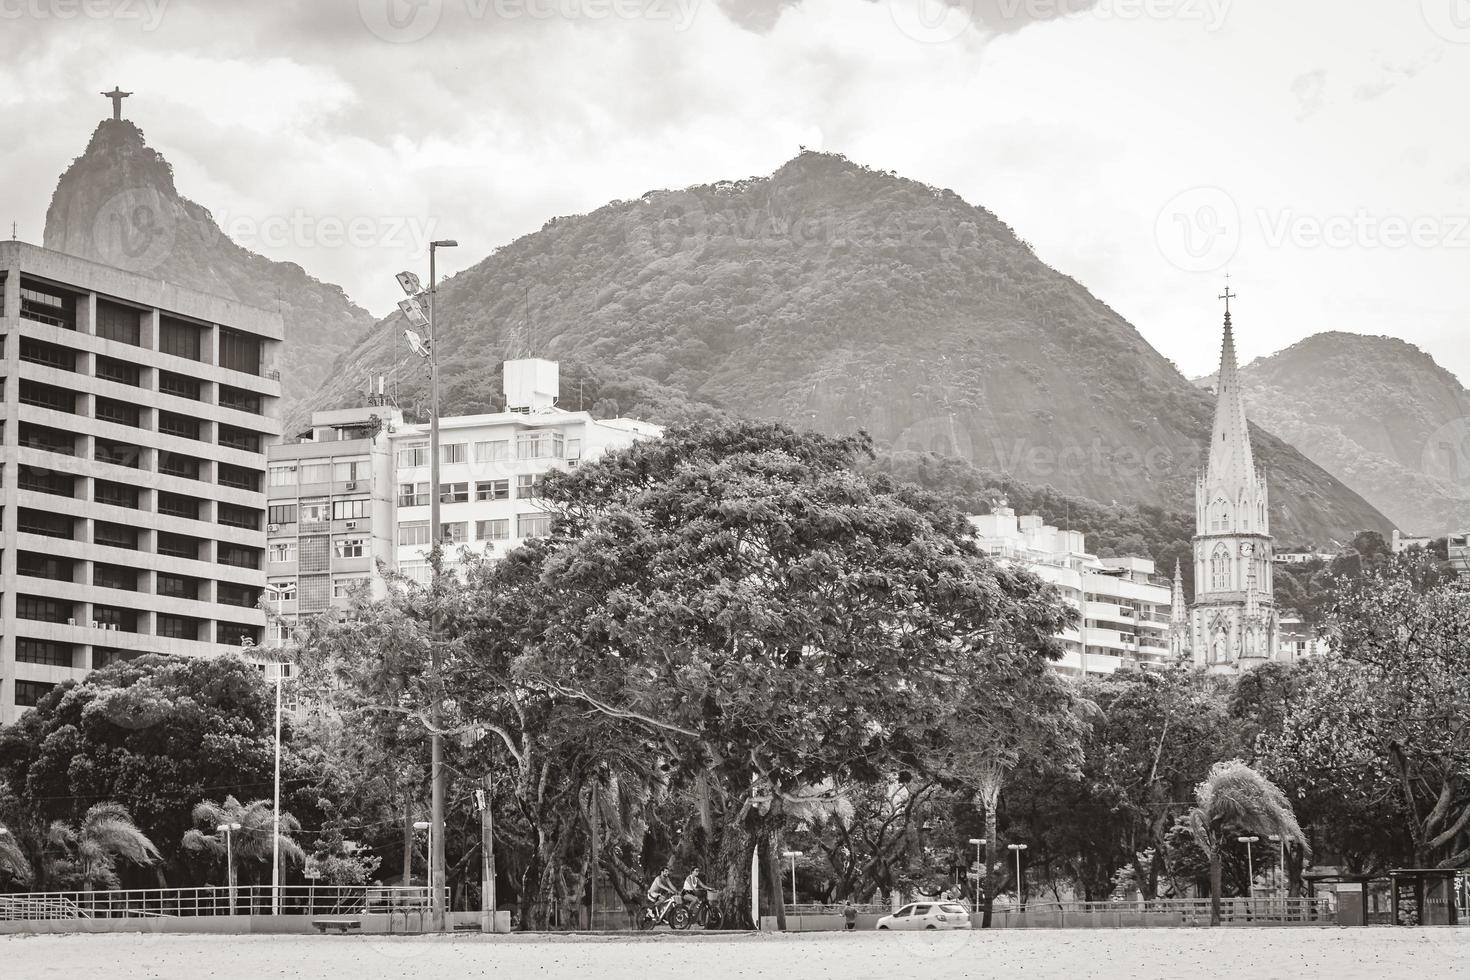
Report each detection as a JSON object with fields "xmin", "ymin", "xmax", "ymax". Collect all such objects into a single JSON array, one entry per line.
[
  {"xmin": 1171, "ymin": 560, "xmax": 1188, "ymax": 624},
  {"xmin": 1204, "ymin": 279, "xmax": 1257, "ymax": 495}
]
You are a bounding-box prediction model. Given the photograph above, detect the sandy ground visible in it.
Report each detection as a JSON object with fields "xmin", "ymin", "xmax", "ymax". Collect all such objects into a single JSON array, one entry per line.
[{"xmin": 2, "ymin": 928, "xmax": 1468, "ymax": 979}]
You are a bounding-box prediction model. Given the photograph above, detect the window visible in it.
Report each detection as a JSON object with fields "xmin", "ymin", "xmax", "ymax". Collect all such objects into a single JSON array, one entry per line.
[
  {"xmin": 333, "ymin": 459, "xmax": 367, "ymax": 483},
  {"xmin": 159, "ymin": 315, "xmax": 205, "ymax": 361},
  {"xmin": 15, "ymin": 680, "xmax": 57, "ymax": 708},
  {"xmin": 159, "ymin": 371, "xmax": 201, "ymax": 402},
  {"xmin": 516, "ymin": 473, "xmax": 544, "ymax": 499},
  {"xmin": 18, "ymin": 552, "xmax": 74, "ymax": 582},
  {"xmin": 93, "ymin": 606, "xmax": 138, "ymax": 632},
  {"xmin": 334, "ymin": 538, "xmax": 366, "ymax": 559},
  {"xmin": 158, "ymin": 491, "xmax": 201, "ymax": 521},
  {"xmin": 18, "ymin": 508, "xmax": 72, "ymax": 539},
  {"xmin": 218, "ymin": 425, "xmax": 261, "ymax": 454},
  {"xmin": 439, "ymin": 443, "xmax": 467, "ymax": 465},
  {"xmin": 476, "ymin": 519, "xmax": 509, "ymax": 541},
  {"xmin": 517, "ymin": 513, "xmax": 552, "ymax": 538},
  {"xmin": 443, "ymin": 522, "xmax": 468, "ymax": 544},
  {"xmin": 94, "ymin": 521, "xmax": 139, "ymax": 551},
  {"xmin": 565, "ymin": 438, "xmax": 582, "ymax": 464},
  {"xmin": 397, "ymin": 441, "xmax": 429, "ymax": 468},
  {"xmin": 16, "ymin": 594, "xmax": 71, "ymax": 623},
  {"xmin": 20, "ymin": 379, "xmax": 76, "ymax": 413},
  {"xmin": 398, "ymin": 521, "xmax": 430, "ymax": 547},
  {"xmin": 332, "ymin": 577, "xmax": 369, "ymax": 599},
  {"xmin": 95, "ymin": 355, "xmax": 140, "ymax": 386},
  {"xmin": 218, "ymin": 503, "xmax": 261, "ymax": 530},
  {"xmin": 18, "ymin": 469, "xmax": 74, "ymax": 497},
  {"xmin": 219, "ymin": 545, "xmax": 261, "ymax": 570},
  {"xmin": 269, "ymin": 542, "xmax": 297, "ymax": 563},
  {"xmin": 476, "ymin": 479, "xmax": 509, "ymax": 501},
  {"xmin": 156, "ymin": 614, "xmax": 200, "ymax": 640},
  {"xmin": 219, "ymin": 385, "xmax": 262, "ymax": 415},
  {"xmin": 332, "ymin": 498, "xmax": 370, "ymax": 521},
  {"xmin": 157, "ymin": 574, "xmax": 202, "ymax": 600},
  {"xmin": 517, "ymin": 431, "xmax": 563, "ymax": 460},
  {"xmin": 95, "ymin": 299, "xmax": 142, "ymax": 346},
  {"xmin": 20, "ymin": 336, "xmax": 76, "ymax": 372},
  {"xmin": 440, "ymin": 482, "xmax": 469, "ymax": 504},
  {"xmin": 96, "ymin": 437, "xmax": 142, "ymax": 469},
  {"xmin": 95, "ymin": 396, "xmax": 140, "ymax": 428},
  {"xmin": 93, "ymin": 564, "xmax": 139, "ymax": 592},
  {"xmin": 474, "ymin": 440, "xmax": 510, "ymax": 463},
  {"xmin": 218, "ymin": 327, "xmax": 262, "ymax": 376},
  {"xmin": 269, "ymin": 464, "xmax": 299, "ymax": 487},
  {"xmin": 300, "ymin": 500, "xmax": 330, "ymax": 525},
  {"xmin": 398, "ymin": 482, "xmax": 429, "ymax": 507},
  {"xmin": 300, "ymin": 462, "xmax": 333, "ymax": 485},
  {"xmin": 216, "ymin": 622, "xmax": 261, "ymax": 646},
  {"xmin": 20, "ymin": 282, "xmax": 74, "ymax": 329},
  {"xmin": 268, "ymin": 504, "xmax": 298, "ymax": 525},
  {"xmin": 399, "ymin": 561, "xmax": 430, "ymax": 587},
  {"xmin": 19, "ymin": 422, "xmax": 76, "ymax": 456},
  {"xmin": 17, "ymin": 639, "xmax": 74, "ymax": 668},
  {"xmin": 158, "ymin": 451, "xmax": 200, "ymax": 480},
  {"xmin": 217, "ymin": 582, "xmax": 259, "ymax": 609},
  {"xmin": 95, "ymin": 480, "xmax": 140, "ymax": 510},
  {"xmin": 217, "ymin": 465, "xmax": 261, "ymax": 493},
  {"xmin": 270, "ymin": 580, "xmax": 298, "ymax": 601},
  {"xmin": 157, "ymin": 532, "xmax": 202, "ymax": 560},
  {"xmin": 1210, "ymin": 545, "xmax": 1230, "ymax": 592}
]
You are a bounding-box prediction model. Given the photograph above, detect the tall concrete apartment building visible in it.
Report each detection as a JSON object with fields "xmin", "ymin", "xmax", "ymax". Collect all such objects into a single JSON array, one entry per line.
[
  {"xmin": 0, "ymin": 242, "xmax": 281, "ymax": 722},
  {"xmin": 391, "ymin": 359, "xmax": 663, "ymax": 583},
  {"xmin": 264, "ymin": 403, "xmax": 402, "ymax": 639},
  {"xmin": 969, "ymin": 504, "xmax": 1173, "ymax": 676}
]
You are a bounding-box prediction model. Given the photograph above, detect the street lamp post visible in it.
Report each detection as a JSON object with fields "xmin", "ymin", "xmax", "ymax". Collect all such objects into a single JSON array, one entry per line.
[
  {"xmin": 968, "ymin": 838, "xmax": 986, "ymax": 905},
  {"xmin": 398, "ymin": 238, "xmax": 459, "ymax": 933},
  {"xmin": 1267, "ymin": 833, "xmax": 1287, "ymax": 899},
  {"xmin": 414, "ymin": 820, "xmax": 434, "ymax": 898},
  {"xmin": 218, "ymin": 822, "xmax": 241, "ymax": 913},
  {"xmin": 266, "ymin": 661, "xmax": 294, "ymax": 915},
  {"xmin": 780, "ymin": 851, "xmax": 803, "ymax": 908},
  {"xmin": 1238, "ymin": 836, "xmax": 1260, "ymax": 904},
  {"xmin": 1007, "ymin": 843, "xmax": 1028, "ymax": 912}
]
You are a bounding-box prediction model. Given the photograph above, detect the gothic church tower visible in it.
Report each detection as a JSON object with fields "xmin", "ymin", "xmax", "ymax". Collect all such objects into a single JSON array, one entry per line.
[{"xmin": 1188, "ymin": 287, "xmax": 1278, "ymax": 673}]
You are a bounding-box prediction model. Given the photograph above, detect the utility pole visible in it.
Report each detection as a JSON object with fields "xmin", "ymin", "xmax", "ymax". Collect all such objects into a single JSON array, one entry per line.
[{"xmin": 479, "ymin": 773, "xmax": 495, "ymax": 934}]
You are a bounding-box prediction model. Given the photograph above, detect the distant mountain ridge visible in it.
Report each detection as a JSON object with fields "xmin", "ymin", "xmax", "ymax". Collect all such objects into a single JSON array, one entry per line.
[
  {"xmin": 44, "ymin": 119, "xmax": 376, "ymax": 424},
  {"xmin": 1220, "ymin": 332, "xmax": 1470, "ymax": 535},
  {"xmin": 305, "ymin": 151, "xmax": 1390, "ymax": 545}
]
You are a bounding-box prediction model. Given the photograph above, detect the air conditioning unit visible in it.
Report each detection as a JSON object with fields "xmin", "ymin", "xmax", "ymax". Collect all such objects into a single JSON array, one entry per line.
[
  {"xmin": 345, "ymin": 520, "xmax": 359, "ymax": 530},
  {"xmin": 267, "ymin": 523, "xmax": 280, "ymax": 533},
  {"xmin": 108, "ymin": 624, "xmax": 119, "ymax": 631},
  {"xmin": 67, "ymin": 617, "xmax": 76, "ymax": 626},
  {"xmin": 90, "ymin": 620, "xmax": 101, "ymax": 629},
  {"xmin": 344, "ymin": 481, "xmax": 357, "ymax": 490}
]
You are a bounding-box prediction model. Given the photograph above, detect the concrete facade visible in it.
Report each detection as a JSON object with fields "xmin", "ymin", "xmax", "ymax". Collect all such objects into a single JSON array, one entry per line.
[
  {"xmin": 969, "ymin": 505, "xmax": 1173, "ymax": 676},
  {"xmin": 0, "ymin": 242, "xmax": 281, "ymax": 722}
]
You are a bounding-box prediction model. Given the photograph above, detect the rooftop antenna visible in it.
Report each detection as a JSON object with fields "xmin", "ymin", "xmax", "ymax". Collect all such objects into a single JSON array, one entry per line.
[{"xmin": 10, "ymin": 221, "xmax": 16, "ymax": 241}]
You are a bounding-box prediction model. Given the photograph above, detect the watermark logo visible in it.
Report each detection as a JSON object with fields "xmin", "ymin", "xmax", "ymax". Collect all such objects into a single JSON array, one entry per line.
[
  {"xmin": 889, "ymin": 0, "xmax": 976, "ymax": 44},
  {"xmin": 91, "ymin": 187, "xmax": 176, "ymax": 272},
  {"xmin": 1155, "ymin": 186, "xmax": 1240, "ymax": 273},
  {"xmin": 1258, "ymin": 209, "xmax": 1470, "ymax": 251},
  {"xmin": 996, "ymin": 0, "xmax": 1231, "ymax": 32},
  {"xmin": 1421, "ymin": 417, "xmax": 1470, "ymax": 497},
  {"xmin": 1421, "ymin": 0, "xmax": 1470, "ymax": 44},
  {"xmin": 0, "ymin": 0, "xmax": 170, "ymax": 31},
  {"xmin": 359, "ymin": 0, "xmax": 443, "ymax": 42},
  {"xmin": 208, "ymin": 209, "xmax": 442, "ymax": 254}
]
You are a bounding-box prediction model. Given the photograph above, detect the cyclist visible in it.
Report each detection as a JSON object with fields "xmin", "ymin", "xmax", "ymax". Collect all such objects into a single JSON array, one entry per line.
[
  {"xmin": 681, "ymin": 866, "xmax": 707, "ymax": 909},
  {"xmin": 647, "ymin": 866, "xmax": 679, "ymax": 921}
]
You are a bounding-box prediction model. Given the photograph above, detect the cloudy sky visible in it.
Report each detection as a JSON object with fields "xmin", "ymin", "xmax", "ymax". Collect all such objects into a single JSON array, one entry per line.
[{"xmin": 1, "ymin": 0, "xmax": 1467, "ymax": 383}]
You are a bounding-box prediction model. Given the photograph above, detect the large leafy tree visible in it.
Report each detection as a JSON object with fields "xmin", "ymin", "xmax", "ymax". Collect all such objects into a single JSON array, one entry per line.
[
  {"xmin": 481, "ymin": 421, "xmax": 1077, "ymax": 927},
  {"xmin": 0, "ymin": 654, "xmax": 285, "ymax": 881},
  {"xmin": 45, "ymin": 802, "xmax": 161, "ymax": 891}
]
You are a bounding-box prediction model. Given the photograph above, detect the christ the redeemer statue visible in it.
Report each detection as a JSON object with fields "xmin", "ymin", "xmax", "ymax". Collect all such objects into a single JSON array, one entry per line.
[{"xmin": 102, "ymin": 87, "xmax": 132, "ymax": 121}]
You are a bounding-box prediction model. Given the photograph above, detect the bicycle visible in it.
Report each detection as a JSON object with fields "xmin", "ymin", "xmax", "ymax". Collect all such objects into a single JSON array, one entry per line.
[
  {"xmin": 684, "ymin": 888, "xmax": 723, "ymax": 930},
  {"xmin": 638, "ymin": 896, "xmax": 691, "ymax": 930}
]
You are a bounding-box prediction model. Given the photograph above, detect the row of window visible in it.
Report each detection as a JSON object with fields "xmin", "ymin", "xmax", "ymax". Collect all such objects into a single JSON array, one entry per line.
[
  {"xmin": 267, "ymin": 538, "xmax": 368, "ymax": 563},
  {"xmin": 397, "ymin": 476, "xmax": 541, "ymax": 507},
  {"xmin": 398, "ymin": 513, "xmax": 550, "ymax": 545},
  {"xmin": 264, "ymin": 499, "xmax": 371, "ymax": 526},
  {"xmin": 395, "ymin": 433, "xmax": 581, "ymax": 469},
  {"xmin": 265, "ymin": 576, "xmax": 369, "ymax": 602},
  {"xmin": 268, "ymin": 459, "xmax": 369, "ymax": 487}
]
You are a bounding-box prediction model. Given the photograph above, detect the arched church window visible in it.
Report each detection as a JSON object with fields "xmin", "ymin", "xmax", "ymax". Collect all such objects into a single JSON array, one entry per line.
[{"xmin": 1210, "ymin": 546, "xmax": 1230, "ymax": 591}]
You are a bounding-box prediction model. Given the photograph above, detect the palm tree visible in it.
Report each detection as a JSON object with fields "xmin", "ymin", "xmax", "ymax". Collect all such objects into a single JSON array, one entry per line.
[
  {"xmin": 47, "ymin": 803, "xmax": 161, "ymax": 891},
  {"xmin": 0, "ymin": 827, "xmax": 34, "ymax": 888},
  {"xmin": 1185, "ymin": 760, "xmax": 1308, "ymax": 925},
  {"xmin": 182, "ymin": 796, "xmax": 305, "ymax": 893}
]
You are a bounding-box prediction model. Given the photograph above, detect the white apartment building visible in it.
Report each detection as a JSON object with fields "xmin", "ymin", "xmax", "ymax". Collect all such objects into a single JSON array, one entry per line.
[
  {"xmin": 391, "ymin": 359, "xmax": 662, "ymax": 584},
  {"xmin": 968, "ymin": 504, "xmax": 1173, "ymax": 677}
]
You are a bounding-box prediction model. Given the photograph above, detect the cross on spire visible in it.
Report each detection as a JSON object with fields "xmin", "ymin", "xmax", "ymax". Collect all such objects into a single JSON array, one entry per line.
[
  {"xmin": 1218, "ymin": 274, "xmax": 1236, "ymax": 322},
  {"xmin": 101, "ymin": 86, "xmax": 132, "ymax": 121}
]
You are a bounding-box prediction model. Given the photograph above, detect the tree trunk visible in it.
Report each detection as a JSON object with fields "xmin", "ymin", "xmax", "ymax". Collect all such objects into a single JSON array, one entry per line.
[
  {"xmin": 402, "ymin": 796, "xmax": 414, "ymax": 884},
  {"xmin": 981, "ymin": 805, "xmax": 998, "ymax": 927},
  {"xmin": 1209, "ymin": 858, "xmax": 1222, "ymax": 927},
  {"xmin": 760, "ymin": 829, "xmax": 787, "ymax": 932}
]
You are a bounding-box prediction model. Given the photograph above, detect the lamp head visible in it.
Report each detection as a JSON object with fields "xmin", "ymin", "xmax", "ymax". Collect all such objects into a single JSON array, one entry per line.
[
  {"xmin": 431, "ymin": 240, "xmax": 459, "ymax": 249},
  {"xmin": 413, "ymin": 821, "xmax": 431, "ymax": 831}
]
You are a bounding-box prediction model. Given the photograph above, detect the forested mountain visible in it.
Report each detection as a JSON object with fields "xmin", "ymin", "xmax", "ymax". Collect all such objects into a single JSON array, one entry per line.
[
  {"xmin": 1224, "ymin": 333, "xmax": 1470, "ymax": 534},
  {"xmin": 44, "ymin": 119, "xmax": 376, "ymax": 422},
  {"xmin": 309, "ymin": 151, "xmax": 1388, "ymax": 545}
]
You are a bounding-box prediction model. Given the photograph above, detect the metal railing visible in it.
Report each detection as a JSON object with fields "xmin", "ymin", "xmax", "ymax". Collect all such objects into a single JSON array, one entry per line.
[
  {"xmin": 987, "ymin": 896, "xmax": 1333, "ymax": 926},
  {"xmin": 0, "ymin": 885, "xmax": 441, "ymax": 921}
]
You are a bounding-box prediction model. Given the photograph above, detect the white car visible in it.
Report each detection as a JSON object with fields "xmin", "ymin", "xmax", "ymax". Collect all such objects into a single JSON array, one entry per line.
[{"xmin": 875, "ymin": 901, "xmax": 973, "ymax": 930}]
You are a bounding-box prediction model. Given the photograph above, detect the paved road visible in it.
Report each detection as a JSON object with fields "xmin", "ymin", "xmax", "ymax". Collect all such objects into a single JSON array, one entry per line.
[{"xmin": 2, "ymin": 928, "xmax": 1468, "ymax": 979}]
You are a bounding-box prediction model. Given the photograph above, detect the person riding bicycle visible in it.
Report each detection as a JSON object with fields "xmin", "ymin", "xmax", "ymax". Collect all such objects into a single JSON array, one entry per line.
[
  {"xmin": 647, "ymin": 866, "xmax": 679, "ymax": 919},
  {"xmin": 681, "ymin": 866, "xmax": 707, "ymax": 908}
]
